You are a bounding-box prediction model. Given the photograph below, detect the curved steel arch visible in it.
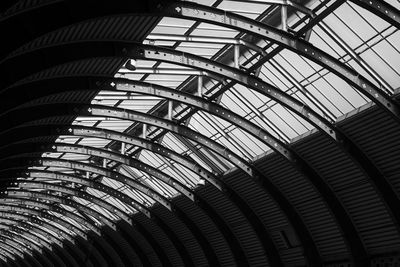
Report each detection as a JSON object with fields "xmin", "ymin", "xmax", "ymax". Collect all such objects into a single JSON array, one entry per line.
[
  {"xmin": 0, "ymin": 198, "xmax": 117, "ymax": 267},
  {"xmin": 0, "ymin": 18, "xmax": 395, "ymax": 141},
  {"xmin": 0, "ymin": 208, "xmax": 76, "ymax": 245},
  {"xmin": 0, "ymin": 197, "xmax": 101, "ymax": 236},
  {"xmin": 0, "ymin": 228, "xmax": 42, "ymax": 254},
  {"xmin": 9, "ymin": 182, "xmax": 133, "ymax": 226},
  {"xmin": 0, "ymin": 206, "xmax": 84, "ymax": 267},
  {"xmin": 3, "ymin": 0, "xmax": 395, "ymax": 60},
  {"xmin": 3, "ymin": 183, "xmax": 221, "ymax": 266},
  {"xmin": 0, "ymin": 208, "xmax": 75, "ymax": 244},
  {"xmin": 4, "ymin": 189, "xmax": 117, "ymax": 230},
  {"xmin": 5, "ymin": 178, "xmax": 180, "ymax": 267},
  {"xmin": 0, "ymin": 204, "xmax": 87, "ymax": 240},
  {"xmin": 0, "ymin": 216, "xmax": 63, "ymax": 249},
  {"xmin": 0, "ymin": 161, "xmax": 212, "ymax": 263},
  {"xmin": 0, "ymin": 113, "xmax": 362, "ymax": 264},
  {"xmin": 0, "ymin": 103, "xmax": 322, "ymax": 265},
  {"xmin": 3, "ymin": 158, "xmax": 254, "ymax": 266},
  {"xmin": 106, "ymin": 78, "xmax": 294, "ymax": 159},
  {"xmin": 2, "ymin": 74, "xmax": 394, "ymax": 239},
  {"xmin": 0, "ymin": 190, "xmax": 127, "ymax": 267},
  {"xmin": 1, "ymin": 0, "xmax": 396, "ymax": 122},
  {"xmin": 0, "ymin": 240, "xmax": 30, "ymax": 267},
  {"xmin": 1, "ymin": 33, "xmax": 397, "ymax": 242},
  {"xmin": 0, "ymin": 223, "xmax": 62, "ymax": 267},
  {"xmin": 0, "ymin": 159, "xmax": 172, "ymax": 213},
  {"xmin": 0, "ymin": 237, "xmax": 50, "ymax": 267},
  {"xmin": 3, "ymin": 44, "xmax": 399, "ymax": 241},
  {"xmin": 0, "ymin": 0, "xmax": 396, "ymax": 264},
  {"xmin": 0, "ymin": 10, "xmax": 396, "ymax": 239},
  {"xmin": 0, "ymin": 250, "xmax": 23, "ymax": 267},
  {"xmin": 160, "ymin": 1, "xmax": 400, "ymax": 118},
  {"xmin": 349, "ymin": 0, "xmax": 400, "ymax": 29},
  {"xmin": 2, "ymin": 103, "xmax": 272, "ymax": 178},
  {"xmin": 13, "ymin": 171, "xmax": 162, "ymax": 222},
  {"xmin": 2, "ymin": 48, "xmax": 399, "ymax": 253},
  {"xmin": 0, "ymin": 230, "xmax": 57, "ymax": 267},
  {"xmin": 0, "ymin": 243, "xmax": 18, "ymax": 262},
  {"xmin": 0, "ymin": 40, "xmax": 335, "ymax": 140},
  {"xmin": 1, "ymin": 123, "xmax": 285, "ymax": 265},
  {"xmin": 5, "ymin": 72, "xmax": 398, "ymax": 263},
  {"xmin": 0, "ymin": 219, "xmax": 69, "ymax": 267},
  {"xmin": 0, "ymin": 159, "xmax": 211, "ymax": 266},
  {"xmin": 97, "ymin": 79, "xmax": 367, "ymax": 261},
  {"xmin": 2, "ymin": 145, "xmax": 251, "ymax": 266},
  {"xmin": 0, "ymin": 236, "xmax": 27, "ymax": 259},
  {"xmin": 25, "ymin": 169, "xmax": 170, "ymax": 211},
  {"xmin": 3, "ymin": 122, "xmax": 222, "ymax": 190}
]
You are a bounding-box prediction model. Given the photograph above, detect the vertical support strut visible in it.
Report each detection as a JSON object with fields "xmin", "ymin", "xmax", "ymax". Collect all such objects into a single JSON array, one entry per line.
[
  {"xmin": 121, "ymin": 142, "xmax": 125, "ymax": 155},
  {"xmin": 168, "ymin": 100, "xmax": 173, "ymax": 120},
  {"xmin": 281, "ymin": 5, "xmax": 288, "ymax": 31},
  {"xmin": 197, "ymin": 75, "xmax": 203, "ymax": 96},
  {"xmin": 234, "ymin": 44, "xmax": 240, "ymax": 68},
  {"xmin": 142, "ymin": 124, "xmax": 147, "ymax": 139}
]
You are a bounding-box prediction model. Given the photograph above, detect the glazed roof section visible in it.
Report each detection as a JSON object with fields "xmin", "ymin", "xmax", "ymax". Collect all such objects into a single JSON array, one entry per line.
[{"xmin": 18, "ymin": 0, "xmax": 400, "ymax": 230}]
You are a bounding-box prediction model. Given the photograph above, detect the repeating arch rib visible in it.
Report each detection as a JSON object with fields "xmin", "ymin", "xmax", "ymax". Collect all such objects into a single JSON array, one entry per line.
[
  {"xmin": 0, "ymin": 222, "xmax": 69, "ymax": 267},
  {"xmin": 0, "ymin": 36, "xmax": 397, "ymax": 240},
  {"xmin": 0, "ymin": 152, "xmax": 220, "ymax": 264},
  {"xmin": 2, "ymin": 45, "xmax": 399, "ymax": 240},
  {"xmin": 0, "ymin": 208, "xmax": 81, "ymax": 265},
  {"xmin": 0, "ymin": 189, "xmax": 126, "ymax": 266},
  {"xmin": 0, "ymin": 221, "xmax": 64, "ymax": 266},
  {"xmin": 0, "ymin": 242, "xmax": 19, "ymax": 262},
  {"xmin": 0, "ymin": 102, "xmax": 323, "ymax": 265},
  {"xmin": 2, "ymin": 151, "xmax": 268, "ymax": 265},
  {"xmin": 0, "ymin": 39, "xmax": 397, "ymax": 260},
  {"xmin": 0, "ymin": 204, "xmax": 90, "ymax": 267},
  {"xmin": 1, "ymin": 142, "xmax": 254, "ymax": 266},
  {"xmin": 0, "ymin": 236, "xmax": 29, "ymax": 258},
  {"xmin": 159, "ymin": 1, "xmax": 400, "ymax": 120},
  {"xmin": 0, "ymin": 81, "xmax": 367, "ymax": 263},
  {"xmin": 0, "ymin": 196, "xmax": 101, "ymax": 236},
  {"xmin": 0, "ymin": 0, "xmax": 399, "ymax": 265},
  {"xmin": 349, "ymin": 0, "xmax": 400, "ymax": 29},
  {"xmin": 1, "ymin": 122, "xmax": 285, "ymax": 265},
  {"xmin": 0, "ymin": 209, "xmax": 74, "ymax": 247},
  {"xmin": 0, "ymin": 197, "xmax": 131, "ymax": 267},
  {"xmin": 0, "ymin": 214, "xmax": 68, "ymax": 249}
]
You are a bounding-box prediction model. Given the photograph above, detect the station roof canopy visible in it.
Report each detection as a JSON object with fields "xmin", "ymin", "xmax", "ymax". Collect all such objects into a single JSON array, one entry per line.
[{"xmin": 0, "ymin": 0, "xmax": 400, "ymax": 266}]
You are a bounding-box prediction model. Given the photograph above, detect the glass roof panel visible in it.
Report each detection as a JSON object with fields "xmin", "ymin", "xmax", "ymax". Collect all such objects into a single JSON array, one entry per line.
[{"xmin": 28, "ymin": 0, "xmax": 400, "ymax": 237}]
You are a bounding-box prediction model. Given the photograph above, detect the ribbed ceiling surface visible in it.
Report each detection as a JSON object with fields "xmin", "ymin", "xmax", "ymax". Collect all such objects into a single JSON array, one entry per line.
[{"xmin": 0, "ymin": 0, "xmax": 400, "ymax": 266}]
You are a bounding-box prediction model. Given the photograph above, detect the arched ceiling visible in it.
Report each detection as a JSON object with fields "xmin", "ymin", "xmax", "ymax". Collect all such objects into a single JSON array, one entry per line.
[{"xmin": 0, "ymin": 0, "xmax": 400, "ymax": 266}]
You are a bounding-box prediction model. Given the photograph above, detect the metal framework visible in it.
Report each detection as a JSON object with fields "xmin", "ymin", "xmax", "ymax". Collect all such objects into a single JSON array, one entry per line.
[
  {"xmin": 4, "ymin": 150, "xmax": 283, "ymax": 265},
  {"xmin": 2, "ymin": 38, "xmax": 398, "ymax": 243},
  {"xmin": 0, "ymin": 236, "xmax": 27, "ymax": 258},
  {"xmin": 3, "ymin": 54, "xmax": 400, "ymax": 244},
  {"xmin": 2, "ymin": 147, "xmax": 251, "ymax": 265},
  {"xmin": 0, "ymin": 106, "xmax": 365, "ymax": 261},
  {"xmin": 163, "ymin": 1, "xmax": 400, "ymax": 118},
  {"xmin": 0, "ymin": 197, "xmax": 100, "ymax": 236},
  {"xmin": 0, "ymin": 161, "xmax": 222, "ymax": 265},
  {"xmin": 0, "ymin": 102, "xmax": 324, "ymax": 263},
  {"xmin": 1, "ymin": 0, "xmax": 400, "ymax": 266},
  {"xmin": 0, "ymin": 204, "xmax": 87, "ymax": 239},
  {"xmin": 0, "ymin": 222, "xmax": 56, "ymax": 257},
  {"xmin": 0, "ymin": 212, "xmax": 69, "ymax": 247}
]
